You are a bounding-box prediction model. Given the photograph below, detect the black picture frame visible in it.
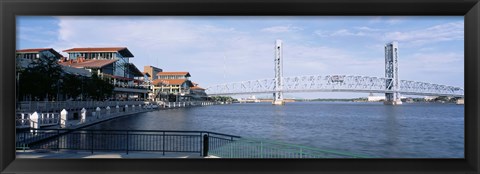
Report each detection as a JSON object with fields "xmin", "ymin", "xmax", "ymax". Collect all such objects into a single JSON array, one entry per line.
[{"xmin": 1, "ymin": 0, "xmax": 479, "ymax": 173}]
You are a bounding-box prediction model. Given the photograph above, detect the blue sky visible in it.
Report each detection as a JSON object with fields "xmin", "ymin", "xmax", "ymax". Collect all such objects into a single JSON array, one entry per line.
[{"xmin": 17, "ymin": 16, "xmax": 464, "ymax": 99}]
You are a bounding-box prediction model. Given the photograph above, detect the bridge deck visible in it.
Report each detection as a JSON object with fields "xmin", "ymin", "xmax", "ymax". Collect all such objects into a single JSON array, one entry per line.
[{"xmin": 205, "ymin": 75, "xmax": 464, "ymax": 97}]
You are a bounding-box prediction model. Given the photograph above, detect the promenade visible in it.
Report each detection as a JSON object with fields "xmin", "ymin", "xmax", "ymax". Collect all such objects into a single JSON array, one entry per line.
[{"xmin": 15, "ymin": 100, "xmax": 233, "ymax": 159}]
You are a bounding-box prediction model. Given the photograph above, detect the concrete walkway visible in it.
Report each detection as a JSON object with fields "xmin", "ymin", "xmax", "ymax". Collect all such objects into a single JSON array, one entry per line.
[{"xmin": 16, "ymin": 150, "xmax": 214, "ymax": 158}]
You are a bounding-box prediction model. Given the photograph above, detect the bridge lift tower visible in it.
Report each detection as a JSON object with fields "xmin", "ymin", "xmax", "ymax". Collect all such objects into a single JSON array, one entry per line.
[
  {"xmin": 273, "ymin": 40, "xmax": 285, "ymax": 105},
  {"xmin": 384, "ymin": 41, "xmax": 402, "ymax": 105}
]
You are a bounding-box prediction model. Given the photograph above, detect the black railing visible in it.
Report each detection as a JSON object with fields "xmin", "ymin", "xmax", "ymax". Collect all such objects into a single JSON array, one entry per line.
[{"xmin": 16, "ymin": 128, "xmax": 241, "ymax": 156}]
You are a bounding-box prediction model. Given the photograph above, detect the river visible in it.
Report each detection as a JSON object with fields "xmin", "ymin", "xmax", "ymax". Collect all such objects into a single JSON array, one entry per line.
[{"xmin": 85, "ymin": 102, "xmax": 464, "ymax": 158}]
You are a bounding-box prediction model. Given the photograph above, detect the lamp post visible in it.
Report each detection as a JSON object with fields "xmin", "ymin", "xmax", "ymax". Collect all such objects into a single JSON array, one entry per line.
[{"xmin": 81, "ymin": 76, "xmax": 84, "ymax": 101}]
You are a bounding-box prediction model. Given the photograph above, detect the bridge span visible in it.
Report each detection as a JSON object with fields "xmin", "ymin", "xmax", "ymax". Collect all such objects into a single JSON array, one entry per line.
[
  {"xmin": 205, "ymin": 74, "xmax": 464, "ymax": 97},
  {"xmin": 205, "ymin": 40, "xmax": 464, "ymax": 105}
]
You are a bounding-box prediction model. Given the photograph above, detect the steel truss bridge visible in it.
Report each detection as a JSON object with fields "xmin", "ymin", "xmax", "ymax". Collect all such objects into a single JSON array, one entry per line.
[
  {"xmin": 204, "ymin": 40, "xmax": 464, "ymax": 101},
  {"xmin": 205, "ymin": 74, "xmax": 464, "ymax": 97}
]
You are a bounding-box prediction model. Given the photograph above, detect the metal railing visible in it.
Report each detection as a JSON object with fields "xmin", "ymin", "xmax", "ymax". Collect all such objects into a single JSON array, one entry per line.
[
  {"xmin": 208, "ymin": 138, "xmax": 371, "ymax": 158},
  {"xmin": 159, "ymin": 101, "xmax": 216, "ymax": 108},
  {"xmin": 16, "ymin": 128, "xmax": 240, "ymax": 156},
  {"xmin": 17, "ymin": 101, "xmax": 146, "ymax": 112},
  {"xmin": 16, "ymin": 129, "xmax": 369, "ymax": 158},
  {"xmin": 16, "ymin": 103, "xmax": 159, "ymax": 129}
]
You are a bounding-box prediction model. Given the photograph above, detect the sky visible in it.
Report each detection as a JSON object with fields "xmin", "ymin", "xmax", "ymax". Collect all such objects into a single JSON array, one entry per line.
[{"xmin": 17, "ymin": 16, "xmax": 464, "ymax": 99}]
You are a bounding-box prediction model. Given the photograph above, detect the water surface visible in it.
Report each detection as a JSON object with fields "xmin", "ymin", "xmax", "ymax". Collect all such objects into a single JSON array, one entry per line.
[{"xmin": 86, "ymin": 102, "xmax": 464, "ymax": 158}]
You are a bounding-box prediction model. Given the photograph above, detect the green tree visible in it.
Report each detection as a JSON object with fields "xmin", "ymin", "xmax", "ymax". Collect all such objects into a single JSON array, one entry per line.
[
  {"xmin": 18, "ymin": 54, "xmax": 63, "ymax": 100},
  {"xmin": 18, "ymin": 54, "xmax": 115, "ymax": 101},
  {"xmin": 85, "ymin": 74, "xmax": 114, "ymax": 100},
  {"xmin": 62, "ymin": 74, "xmax": 83, "ymax": 100}
]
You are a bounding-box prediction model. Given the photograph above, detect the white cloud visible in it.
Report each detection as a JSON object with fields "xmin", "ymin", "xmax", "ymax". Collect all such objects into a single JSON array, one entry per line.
[
  {"xmin": 412, "ymin": 52, "xmax": 463, "ymax": 64},
  {"xmin": 282, "ymin": 44, "xmax": 385, "ymax": 77},
  {"xmin": 315, "ymin": 28, "xmax": 375, "ymax": 38},
  {"xmin": 198, "ymin": 25, "xmax": 236, "ymax": 33},
  {"xmin": 332, "ymin": 29, "xmax": 366, "ymax": 37},
  {"xmin": 399, "ymin": 52, "xmax": 464, "ymax": 87},
  {"xmin": 36, "ymin": 16, "xmax": 463, "ymax": 91},
  {"xmin": 314, "ymin": 30, "xmax": 329, "ymax": 37},
  {"xmin": 315, "ymin": 21, "xmax": 464, "ymax": 48},
  {"xmin": 383, "ymin": 21, "xmax": 464, "ymax": 45},
  {"xmin": 50, "ymin": 17, "xmax": 281, "ymax": 86},
  {"xmin": 355, "ymin": 26, "xmax": 381, "ymax": 32},
  {"xmin": 261, "ymin": 25, "xmax": 302, "ymax": 33}
]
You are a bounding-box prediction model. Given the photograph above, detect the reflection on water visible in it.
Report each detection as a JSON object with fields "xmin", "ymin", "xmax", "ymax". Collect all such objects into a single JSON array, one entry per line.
[{"xmin": 86, "ymin": 102, "xmax": 464, "ymax": 158}]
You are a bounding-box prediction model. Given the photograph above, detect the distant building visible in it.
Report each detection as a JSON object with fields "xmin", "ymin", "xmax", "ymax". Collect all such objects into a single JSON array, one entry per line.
[
  {"xmin": 152, "ymin": 72, "xmax": 194, "ymax": 102},
  {"xmin": 157, "ymin": 71, "xmax": 190, "ymax": 79},
  {"xmin": 138, "ymin": 72, "xmax": 155, "ymax": 100},
  {"xmin": 144, "ymin": 66, "xmax": 163, "ymax": 81},
  {"xmin": 190, "ymin": 82, "xmax": 208, "ymax": 101},
  {"xmin": 367, "ymin": 93, "xmax": 386, "ymax": 102},
  {"xmin": 16, "ymin": 48, "xmax": 63, "ymax": 69},
  {"xmin": 16, "ymin": 48, "xmax": 91, "ymax": 76},
  {"xmin": 140, "ymin": 72, "xmax": 152, "ymax": 83},
  {"xmin": 16, "ymin": 48, "xmax": 92, "ymax": 101},
  {"xmin": 16, "ymin": 48, "xmax": 62, "ymax": 60},
  {"xmin": 238, "ymin": 95, "xmax": 260, "ymax": 103},
  {"xmin": 60, "ymin": 47, "xmax": 148, "ymax": 100},
  {"xmin": 424, "ymin": 96, "xmax": 438, "ymax": 101}
]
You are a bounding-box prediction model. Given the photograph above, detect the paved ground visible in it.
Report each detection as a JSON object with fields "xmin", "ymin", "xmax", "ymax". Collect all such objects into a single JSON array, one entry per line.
[{"xmin": 16, "ymin": 150, "xmax": 216, "ymax": 158}]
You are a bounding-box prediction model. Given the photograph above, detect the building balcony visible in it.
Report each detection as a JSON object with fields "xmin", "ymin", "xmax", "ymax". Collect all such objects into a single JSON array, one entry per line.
[{"xmin": 114, "ymin": 85, "xmax": 150, "ymax": 93}]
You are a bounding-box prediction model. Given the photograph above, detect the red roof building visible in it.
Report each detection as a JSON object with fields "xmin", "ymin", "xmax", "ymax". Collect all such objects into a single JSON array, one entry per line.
[
  {"xmin": 157, "ymin": 72, "xmax": 191, "ymax": 79},
  {"xmin": 153, "ymin": 79, "xmax": 190, "ymax": 86},
  {"xmin": 59, "ymin": 59, "xmax": 117, "ymax": 69},
  {"xmin": 16, "ymin": 48, "xmax": 63, "ymax": 60},
  {"xmin": 61, "ymin": 47, "xmax": 148, "ymax": 100},
  {"xmin": 190, "ymin": 86, "xmax": 205, "ymax": 90},
  {"xmin": 144, "ymin": 65, "xmax": 163, "ymax": 81},
  {"xmin": 63, "ymin": 47, "xmax": 134, "ymax": 58}
]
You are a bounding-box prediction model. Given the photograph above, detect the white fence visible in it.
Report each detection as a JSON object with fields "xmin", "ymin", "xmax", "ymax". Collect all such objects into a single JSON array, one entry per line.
[
  {"xmin": 16, "ymin": 103, "xmax": 158, "ymax": 129},
  {"xmin": 16, "ymin": 112, "xmax": 60, "ymax": 129},
  {"xmin": 16, "ymin": 101, "xmax": 223, "ymax": 129},
  {"xmin": 159, "ymin": 101, "xmax": 216, "ymax": 108}
]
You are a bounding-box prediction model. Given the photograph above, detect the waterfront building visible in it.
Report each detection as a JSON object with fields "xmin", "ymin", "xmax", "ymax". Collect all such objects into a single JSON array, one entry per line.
[
  {"xmin": 157, "ymin": 71, "xmax": 190, "ymax": 79},
  {"xmin": 16, "ymin": 48, "xmax": 91, "ymax": 101},
  {"xmin": 16, "ymin": 48, "xmax": 64, "ymax": 70},
  {"xmin": 142, "ymin": 66, "xmax": 163, "ymax": 101},
  {"xmin": 139, "ymin": 72, "xmax": 155, "ymax": 100},
  {"xmin": 144, "ymin": 66, "xmax": 163, "ymax": 81},
  {"xmin": 60, "ymin": 47, "xmax": 148, "ymax": 100},
  {"xmin": 16, "ymin": 48, "xmax": 63, "ymax": 60},
  {"xmin": 16, "ymin": 48, "xmax": 90, "ymax": 77},
  {"xmin": 190, "ymin": 82, "xmax": 208, "ymax": 101},
  {"xmin": 153, "ymin": 72, "xmax": 193, "ymax": 102},
  {"xmin": 140, "ymin": 72, "xmax": 152, "ymax": 82}
]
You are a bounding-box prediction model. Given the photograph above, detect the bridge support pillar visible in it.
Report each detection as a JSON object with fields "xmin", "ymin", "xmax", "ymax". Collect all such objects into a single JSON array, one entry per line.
[
  {"xmin": 273, "ymin": 39, "xmax": 285, "ymax": 105},
  {"xmin": 273, "ymin": 99, "xmax": 285, "ymax": 105},
  {"xmin": 384, "ymin": 41, "xmax": 402, "ymax": 105},
  {"xmin": 456, "ymin": 98, "xmax": 464, "ymax": 105}
]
